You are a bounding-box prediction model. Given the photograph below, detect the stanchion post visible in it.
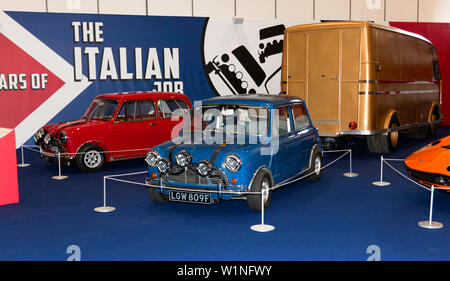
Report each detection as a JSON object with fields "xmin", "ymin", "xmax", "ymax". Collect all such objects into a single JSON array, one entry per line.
[
  {"xmin": 261, "ymin": 191, "xmax": 265, "ymax": 227},
  {"xmin": 17, "ymin": 145, "xmax": 31, "ymax": 167},
  {"xmin": 52, "ymin": 152, "xmax": 68, "ymax": 180},
  {"xmin": 250, "ymin": 189, "xmax": 275, "ymax": 232},
  {"xmin": 418, "ymin": 185, "xmax": 443, "ymax": 229},
  {"xmin": 94, "ymin": 176, "xmax": 116, "ymax": 213},
  {"xmin": 343, "ymin": 149, "xmax": 359, "ymax": 177},
  {"xmin": 372, "ymin": 155, "xmax": 391, "ymax": 186}
]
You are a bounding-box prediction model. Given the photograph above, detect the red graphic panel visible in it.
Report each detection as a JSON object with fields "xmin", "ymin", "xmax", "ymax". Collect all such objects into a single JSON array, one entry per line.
[
  {"xmin": 0, "ymin": 128, "xmax": 19, "ymax": 205},
  {"xmin": 389, "ymin": 22, "xmax": 450, "ymax": 126},
  {"xmin": 0, "ymin": 33, "xmax": 65, "ymax": 128}
]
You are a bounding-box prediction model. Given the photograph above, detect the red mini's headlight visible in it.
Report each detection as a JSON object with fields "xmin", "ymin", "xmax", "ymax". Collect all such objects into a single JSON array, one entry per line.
[{"xmin": 349, "ymin": 122, "xmax": 357, "ymax": 130}]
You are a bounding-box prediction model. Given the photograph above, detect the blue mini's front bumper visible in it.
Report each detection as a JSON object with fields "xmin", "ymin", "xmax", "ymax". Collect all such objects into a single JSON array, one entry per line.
[{"xmin": 145, "ymin": 178, "xmax": 248, "ymax": 202}]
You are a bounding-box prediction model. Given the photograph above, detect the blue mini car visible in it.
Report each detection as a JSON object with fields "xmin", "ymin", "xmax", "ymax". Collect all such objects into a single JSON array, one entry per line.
[{"xmin": 145, "ymin": 94, "xmax": 322, "ymax": 210}]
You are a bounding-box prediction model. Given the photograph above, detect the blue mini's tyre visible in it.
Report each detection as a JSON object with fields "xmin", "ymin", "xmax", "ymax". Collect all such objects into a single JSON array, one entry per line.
[
  {"xmin": 148, "ymin": 188, "xmax": 168, "ymax": 202},
  {"xmin": 307, "ymin": 150, "xmax": 323, "ymax": 181},
  {"xmin": 247, "ymin": 170, "xmax": 272, "ymax": 211}
]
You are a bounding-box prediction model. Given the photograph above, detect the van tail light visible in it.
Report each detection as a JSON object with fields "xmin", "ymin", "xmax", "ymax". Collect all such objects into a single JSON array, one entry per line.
[{"xmin": 349, "ymin": 122, "xmax": 357, "ymax": 130}]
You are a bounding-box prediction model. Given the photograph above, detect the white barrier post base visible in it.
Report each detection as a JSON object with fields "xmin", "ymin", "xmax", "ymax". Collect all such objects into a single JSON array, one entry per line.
[
  {"xmin": 250, "ymin": 188, "xmax": 275, "ymax": 232},
  {"xmin": 373, "ymin": 155, "xmax": 390, "ymax": 186},
  {"xmin": 17, "ymin": 146, "xmax": 31, "ymax": 167},
  {"xmin": 52, "ymin": 175, "xmax": 69, "ymax": 180},
  {"xmin": 418, "ymin": 221, "xmax": 443, "ymax": 230},
  {"xmin": 418, "ymin": 185, "xmax": 442, "ymax": 229},
  {"xmin": 52, "ymin": 152, "xmax": 68, "ymax": 180},
  {"xmin": 343, "ymin": 150, "xmax": 359, "ymax": 177},
  {"xmin": 94, "ymin": 206, "xmax": 116, "ymax": 213},
  {"xmin": 250, "ymin": 224, "xmax": 275, "ymax": 232},
  {"xmin": 372, "ymin": 181, "xmax": 391, "ymax": 186}
]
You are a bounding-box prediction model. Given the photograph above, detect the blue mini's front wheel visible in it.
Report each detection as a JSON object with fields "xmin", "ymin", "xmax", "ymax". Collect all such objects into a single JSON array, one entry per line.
[
  {"xmin": 148, "ymin": 188, "xmax": 168, "ymax": 203},
  {"xmin": 307, "ymin": 150, "xmax": 323, "ymax": 182},
  {"xmin": 247, "ymin": 170, "xmax": 272, "ymax": 211}
]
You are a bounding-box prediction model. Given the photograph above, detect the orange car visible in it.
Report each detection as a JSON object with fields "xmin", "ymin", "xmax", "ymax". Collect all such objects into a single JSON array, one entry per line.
[{"xmin": 405, "ymin": 136, "xmax": 450, "ymax": 190}]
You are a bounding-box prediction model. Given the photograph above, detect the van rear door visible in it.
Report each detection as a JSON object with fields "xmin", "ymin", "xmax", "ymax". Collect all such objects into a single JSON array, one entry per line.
[{"xmin": 307, "ymin": 29, "xmax": 340, "ymax": 133}]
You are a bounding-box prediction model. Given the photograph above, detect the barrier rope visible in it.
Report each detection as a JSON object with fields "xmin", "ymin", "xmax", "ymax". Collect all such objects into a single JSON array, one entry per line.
[
  {"xmin": 20, "ymin": 144, "xmax": 353, "ymax": 191},
  {"xmin": 104, "ymin": 149, "xmax": 353, "ymax": 195},
  {"xmin": 381, "ymin": 157, "xmax": 449, "ymax": 192},
  {"xmin": 22, "ymin": 144, "xmax": 153, "ymax": 156}
]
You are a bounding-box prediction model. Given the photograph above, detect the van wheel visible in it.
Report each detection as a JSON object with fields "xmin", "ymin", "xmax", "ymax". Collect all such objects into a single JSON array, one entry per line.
[
  {"xmin": 428, "ymin": 109, "xmax": 440, "ymax": 136},
  {"xmin": 307, "ymin": 150, "xmax": 323, "ymax": 181},
  {"xmin": 379, "ymin": 117, "xmax": 400, "ymax": 154},
  {"xmin": 75, "ymin": 144, "xmax": 105, "ymax": 172},
  {"xmin": 247, "ymin": 170, "xmax": 272, "ymax": 211},
  {"xmin": 148, "ymin": 188, "xmax": 168, "ymax": 202}
]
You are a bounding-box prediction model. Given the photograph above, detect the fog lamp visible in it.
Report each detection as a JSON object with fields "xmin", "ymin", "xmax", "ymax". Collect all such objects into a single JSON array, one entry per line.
[
  {"xmin": 157, "ymin": 159, "xmax": 171, "ymax": 174},
  {"xmin": 197, "ymin": 160, "xmax": 212, "ymax": 176},
  {"xmin": 176, "ymin": 151, "xmax": 191, "ymax": 167}
]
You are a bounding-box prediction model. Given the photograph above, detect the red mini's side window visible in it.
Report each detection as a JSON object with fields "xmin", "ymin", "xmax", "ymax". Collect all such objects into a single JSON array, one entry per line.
[{"xmin": 115, "ymin": 99, "xmax": 156, "ymax": 122}]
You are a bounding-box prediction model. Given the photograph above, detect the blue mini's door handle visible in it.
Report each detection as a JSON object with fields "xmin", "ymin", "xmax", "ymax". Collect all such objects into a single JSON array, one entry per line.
[{"xmin": 297, "ymin": 128, "xmax": 311, "ymax": 136}]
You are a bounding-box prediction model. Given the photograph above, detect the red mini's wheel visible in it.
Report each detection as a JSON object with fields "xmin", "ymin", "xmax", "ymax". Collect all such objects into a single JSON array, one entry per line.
[{"xmin": 75, "ymin": 144, "xmax": 105, "ymax": 172}]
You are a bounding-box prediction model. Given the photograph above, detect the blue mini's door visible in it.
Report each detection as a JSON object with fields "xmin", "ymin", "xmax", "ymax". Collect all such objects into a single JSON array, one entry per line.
[
  {"xmin": 290, "ymin": 103, "xmax": 316, "ymax": 171},
  {"xmin": 271, "ymin": 106, "xmax": 302, "ymax": 182},
  {"xmin": 272, "ymin": 103, "xmax": 316, "ymax": 183}
]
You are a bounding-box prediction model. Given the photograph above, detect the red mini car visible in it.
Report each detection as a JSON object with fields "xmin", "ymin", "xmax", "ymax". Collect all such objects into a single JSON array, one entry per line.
[{"xmin": 34, "ymin": 91, "xmax": 192, "ymax": 172}]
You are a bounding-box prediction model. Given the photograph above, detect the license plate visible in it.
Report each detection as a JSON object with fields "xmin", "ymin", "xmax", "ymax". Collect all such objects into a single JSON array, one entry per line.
[{"xmin": 169, "ymin": 190, "xmax": 212, "ymax": 204}]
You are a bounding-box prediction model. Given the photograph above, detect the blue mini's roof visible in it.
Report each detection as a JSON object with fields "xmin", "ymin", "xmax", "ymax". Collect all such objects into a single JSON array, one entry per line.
[{"xmin": 201, "ymin": 94, "xmax": 304, "ymax": 108}]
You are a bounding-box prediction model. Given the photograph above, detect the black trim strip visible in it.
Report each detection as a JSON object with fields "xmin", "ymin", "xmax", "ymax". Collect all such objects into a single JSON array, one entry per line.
[
  {"xmin": 54, "ymin": 121, "xmax": 88, "ymax": 137},
  {"xmin": 210, "ymin": 143, "xmax": 227, "ymax": 165},
  {"xmin": 168, "ymin": 144, "xmax": 180, "ymax": 163}
]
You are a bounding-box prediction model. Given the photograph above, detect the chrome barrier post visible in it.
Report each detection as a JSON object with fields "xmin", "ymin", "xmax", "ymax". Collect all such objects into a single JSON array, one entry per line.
[
  {"xmin": 343, "ymin": 149, "xmax": 359, "ymax": 177},
  {"xmin": 418, "ymin": 185, "xmax": 443, "ymax": 229},
  {"xmin": 250, "ymin": 189, "xmax": 275, "ymax": 232},
  {"xmin": 52, "ymin": 152, "xmax": 68, "ymax": 180},
  {"xmin": 17, "ymin": 145, "xmax": 31, "ymax": 167},
  {"xmin": 94, "ymin": 176, "xmax": 116, "ymax": 213},
  {"xmin": 372, "ymin": 155, "xmax": 390, "ymax": 186}
]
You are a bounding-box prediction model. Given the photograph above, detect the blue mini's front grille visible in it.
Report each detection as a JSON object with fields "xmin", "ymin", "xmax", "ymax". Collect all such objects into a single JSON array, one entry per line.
[{"xmin": 162, "ymin": 165, "xmax": 228, "ymax": 186}]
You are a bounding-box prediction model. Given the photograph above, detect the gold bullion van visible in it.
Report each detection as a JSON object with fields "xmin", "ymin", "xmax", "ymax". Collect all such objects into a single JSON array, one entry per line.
[{"xmin": 281, "ymin": 21, "xmax": 442, "ymax": 153}]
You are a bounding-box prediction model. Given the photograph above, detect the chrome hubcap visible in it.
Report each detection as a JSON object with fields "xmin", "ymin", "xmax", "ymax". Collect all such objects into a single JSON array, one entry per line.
[
  {"xmin": 314, "ymin": 156, "xmax": 321, "ymax": 176},
  {"xmin": 261, "ymin": 179, "xmax": 270, "ymax": 203},
  {"xmin": 84, "ymin": 150, "xmax": 102, "ymax": 168}
]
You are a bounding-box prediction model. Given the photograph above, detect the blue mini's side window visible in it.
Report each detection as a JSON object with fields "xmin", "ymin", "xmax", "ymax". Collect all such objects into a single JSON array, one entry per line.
[
  {"xmin": 291, "ymin": 103, "xmax": 310, "ymax": 130},
  {"xmin": 272, "ymin": 106, "xmax": 293, "ymax": 137}
]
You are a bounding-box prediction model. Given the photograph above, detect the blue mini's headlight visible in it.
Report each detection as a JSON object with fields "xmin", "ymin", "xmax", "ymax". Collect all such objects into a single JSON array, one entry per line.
[{"xmin": 224, "ymin": 154, "xmax": 242, "ymax": 172}]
